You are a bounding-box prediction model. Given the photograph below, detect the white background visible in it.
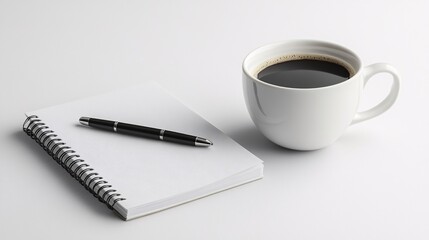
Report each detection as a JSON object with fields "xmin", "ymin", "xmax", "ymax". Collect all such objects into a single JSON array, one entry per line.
[{"xmin": 1, "ymin": 0, "xmax": 429, "ymax": 239}]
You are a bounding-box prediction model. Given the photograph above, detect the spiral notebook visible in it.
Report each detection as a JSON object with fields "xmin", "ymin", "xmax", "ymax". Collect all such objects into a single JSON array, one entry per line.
[{"xmin": 22, "ymin": 82, "xmax": 263, "ymax": 220}]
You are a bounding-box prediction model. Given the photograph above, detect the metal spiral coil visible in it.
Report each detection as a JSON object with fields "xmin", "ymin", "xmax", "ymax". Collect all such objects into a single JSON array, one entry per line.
[{"xmin": 23, "ymin": 115, "xmax": 126, "ymax": 210}]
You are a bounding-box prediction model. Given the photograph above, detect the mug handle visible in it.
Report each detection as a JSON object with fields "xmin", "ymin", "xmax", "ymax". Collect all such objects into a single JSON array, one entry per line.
[{"xmin": 351, "ymin": 63, "xmax": 401, "ymax": 125}]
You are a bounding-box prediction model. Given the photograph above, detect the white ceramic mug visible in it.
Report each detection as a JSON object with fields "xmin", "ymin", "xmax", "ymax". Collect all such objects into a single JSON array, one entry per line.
[{"xmin": 242, "ymin": 40, "xmax": 400, "ymax": 150}]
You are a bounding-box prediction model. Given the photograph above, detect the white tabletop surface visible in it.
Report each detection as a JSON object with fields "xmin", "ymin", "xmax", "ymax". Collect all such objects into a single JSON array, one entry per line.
[{"xmin": 1, "ymin": 0, "xmax": 428, "ymax": 239}]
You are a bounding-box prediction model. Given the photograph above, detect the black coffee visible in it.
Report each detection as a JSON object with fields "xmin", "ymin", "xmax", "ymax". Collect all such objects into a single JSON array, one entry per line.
[{"xmin": 257, "ymin": 59, "xmax": 351, "ymax": 88}]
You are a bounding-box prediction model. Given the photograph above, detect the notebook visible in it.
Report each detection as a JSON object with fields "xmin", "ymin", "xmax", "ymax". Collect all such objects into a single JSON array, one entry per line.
[{"xmin": 23, "ymin": 82, "xmax": 263, "ymax": 220}]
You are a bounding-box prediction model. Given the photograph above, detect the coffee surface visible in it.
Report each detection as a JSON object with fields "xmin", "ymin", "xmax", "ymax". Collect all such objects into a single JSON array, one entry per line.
[{"xmin": 257, "ymin": 59, "xmax": 351, "ymax": 88}]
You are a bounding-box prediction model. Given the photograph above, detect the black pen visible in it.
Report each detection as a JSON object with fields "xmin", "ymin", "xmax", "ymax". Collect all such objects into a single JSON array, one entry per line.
[{"xmin": 79, "ymin": 117, "xmax": 213, "ymax": 147}]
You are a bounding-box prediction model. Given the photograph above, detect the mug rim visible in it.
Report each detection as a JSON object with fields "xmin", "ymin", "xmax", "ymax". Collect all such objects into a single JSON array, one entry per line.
[{"xmin": 242, "ymin": 39, "xmax": 362, "ymax": 91}]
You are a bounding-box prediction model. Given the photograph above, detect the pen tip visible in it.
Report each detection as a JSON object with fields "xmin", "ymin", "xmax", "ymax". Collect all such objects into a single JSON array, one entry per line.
[
  {"xmin": 79, "ymin": 117, "xmax": 90, "ymax": 126},
  {"xmin": 195, "ymin": 137, "xmax": 213, "ymax": 147}
]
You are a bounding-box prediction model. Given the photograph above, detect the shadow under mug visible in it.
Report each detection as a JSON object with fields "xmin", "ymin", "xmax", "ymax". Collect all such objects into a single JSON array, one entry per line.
[{"xmin": 242, "ymin": 40, "xmax": 400, "ymax": 150}]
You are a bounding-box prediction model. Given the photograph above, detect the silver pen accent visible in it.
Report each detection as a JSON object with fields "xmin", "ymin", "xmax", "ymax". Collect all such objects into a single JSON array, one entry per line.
[
  {"xmin": 195, "ymin": 137, "xmax": 213, "ymax": 147},
  {"xmin": 79, "ymin": 117, "xmax": 90, "ymax": 126},
  {"xmin": 113, "ymin": 121, "xmax": 118, "ymax": 132},
  {"xmin": 159, "ymin": 129, "xmax": 165, "ymax": 140}
]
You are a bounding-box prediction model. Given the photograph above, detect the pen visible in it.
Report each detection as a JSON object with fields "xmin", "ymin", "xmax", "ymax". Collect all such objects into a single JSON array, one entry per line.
[{"xmin": 79, "ymin": 117, "xmax": 213, "ymax": 147}]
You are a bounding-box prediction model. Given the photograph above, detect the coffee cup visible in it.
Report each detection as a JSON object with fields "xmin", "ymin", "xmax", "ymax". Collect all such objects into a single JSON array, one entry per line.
[{"xmin": 242, "ymin": 40, "xmax": 400, "ymax": 150}]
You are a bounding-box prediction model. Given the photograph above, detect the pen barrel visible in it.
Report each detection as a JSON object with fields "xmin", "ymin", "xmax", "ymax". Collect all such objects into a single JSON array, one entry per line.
[
  {"xmin": 116, "ymin": 122, "xmax": 160, "ymax": 140},
  {"xmin": 163, "ymin": 131, "xmax": 197, "ymax": 146},
  {"xmin": 88, "ymin": 118, "xmax": 116, "ymax": 130}
]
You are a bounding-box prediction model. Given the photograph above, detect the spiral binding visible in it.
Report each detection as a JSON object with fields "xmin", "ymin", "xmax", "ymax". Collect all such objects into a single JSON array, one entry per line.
[{"xmin": 23, "ymin": 115, "xmax": 126, "ymax": 210}]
